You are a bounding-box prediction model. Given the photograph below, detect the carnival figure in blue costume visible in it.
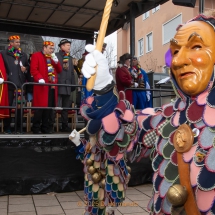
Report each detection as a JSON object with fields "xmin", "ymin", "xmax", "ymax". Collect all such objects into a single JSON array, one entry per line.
[
  {"xmin": 69, "ymin": 45, "xmax": 138, "ymax": 215},
  {"xmin": 129, "ymin": 56, "xmax": 152, "ymax": 109}
]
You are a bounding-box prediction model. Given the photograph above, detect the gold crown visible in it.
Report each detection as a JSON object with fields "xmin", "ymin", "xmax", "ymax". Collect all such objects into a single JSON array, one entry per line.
[
  {"xmin": 43, "ymin": 41, "xmax": 54, "ymax": 46},
  {"xmin": 8, "ymin": 35, "xmax": 20, "ymax": 41}
]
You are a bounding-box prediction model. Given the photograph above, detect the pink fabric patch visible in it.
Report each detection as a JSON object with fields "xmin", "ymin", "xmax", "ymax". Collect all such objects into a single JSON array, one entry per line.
[
  {"xmin": 120, "ymin": 109, "xmax": 134, "ymax": 122},
  {"xmin": 196, "ymin": 188, "xmax": 215, "ymax": 212},
  {"xmin": 86, "ymin": 96, "xmax": 94, "ymax": 105},
  {"xmin": 116, "ymin": 153, "xmax": 124, "ymax": 161},
  {"xmin": 197, "ymin": 90, "xmax": 209, "ymax": 105},
  {"xmin": 172, "ymin": 111, "xmax": 180, "ymax": 127},
  {"xmin": 141, "ymin": 108, "xmax": 156, "ymax": 115},
  {"xmin": 183, "ymin": 144, "xmax": 197, "ymax": 163},
  {"xmin": 137, "ymin": 115, "xmax": 148, "ymax": 129},
  {"xmin": 190, "ymin": 160, "xmax": 201, "ymax": 187},
  {"xmin": 102, "ymin": 112, "xmax": 120, "ymax": 134},
  {"xmin": 203, "ymin": 105, "xmax": 215, "ymax": 127}
]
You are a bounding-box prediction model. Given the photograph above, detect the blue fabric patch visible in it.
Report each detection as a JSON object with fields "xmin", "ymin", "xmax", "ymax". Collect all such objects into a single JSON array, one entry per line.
[
  {"xmin": 179, "ymin": 109, "xmax": 187, "ymax": 124},
  {"xmin": 87, "ymin": 119, "xmax": 102, "ymax": 135},
  {"xmin": 92, "ymin": 207, "xmax": 98, "ymax": 214},
  {"xmin": 120, "ymin": 159, "xmax": 126, "ymax": 168},
  {"xmin": 138, "ymin": 128, "xmax": 147, "ymax": 143},
  {"xmin": 207, "ymin": 87, "xmax": 215, "ymax": 107},
  {"xmin": 198, "ymin": 166, "xmax": 215, "ymax": 190},
  {"xmin": 173, "ymin": 98, "xmax": 181, "ymax": 110},
  {"xmin": 154, "ymin": 174, "xmax": 163, "ymax": 192},
  {"xmin": 205, "ymin": 148, "xmax": 215, "ymax": 172},
  {"xmin": 111, "ymin": 191, "xmax": 117, "ymax": 199},
  {"xmin": 210, "ymin": 200, "xmax": 215, "ymax": 214},
  {"xmin": 142, "ymin": 116, "xmax": 153, "ymax": 131},
  {"xmin": 86, "ymin": 91, "xmax": 118, "ymax": 120},
  {"xmin": 154, "ymin": 196, "xmax": 162, "ymax": 213},
  {"xmin": 106, "ymin": 183, "xmax": 112, "ymax": 192},
  {"xmin": 88, "ymin": 191, "xmax": 92, "ymax": 200}
]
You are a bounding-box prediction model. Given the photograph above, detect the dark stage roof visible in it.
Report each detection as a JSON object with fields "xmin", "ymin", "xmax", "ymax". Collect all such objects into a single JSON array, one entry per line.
[{"xmin": 0, "ymin": 0, "xmax": 169, "ymax": 41}]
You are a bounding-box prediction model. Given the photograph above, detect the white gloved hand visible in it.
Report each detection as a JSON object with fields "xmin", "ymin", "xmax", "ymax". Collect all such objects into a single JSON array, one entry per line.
[
  {"xmin": 38, "ymin": 79, "xmax": 45, "ymax": 83},
  {"xmin": 134, "ymin": 82, "xmax": 138, "ymax": 88},
  {"xmin": 147, "ymin": 94, "xmax": 150, "ymax": 101},
  {"xmin": 82, "ymin": 44, "xmax": 113, "ymax": 91},
  {"xmin": 0, "ymin": 78, "xmax": 4, "ymax": 84},
  {"xmin": 51, "ymin": 53, "xmax": 59, "ymax": 63},
  {"xmin": 69, "ymin": 129, "xmax": 81, "ymax": 146}
]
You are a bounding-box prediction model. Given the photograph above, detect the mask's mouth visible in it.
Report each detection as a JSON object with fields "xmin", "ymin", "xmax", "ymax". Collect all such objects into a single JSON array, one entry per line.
[{"xmin": 179, "ymin": 71, "xmax": 195, "ymax": 79}]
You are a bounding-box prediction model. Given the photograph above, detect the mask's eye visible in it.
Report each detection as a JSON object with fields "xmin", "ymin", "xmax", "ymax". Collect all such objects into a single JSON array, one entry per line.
[
  {"xmin": 173, "ymin": 50, "xmax": 179, "ymax": 55},
  {"xmin": 192, "ymin": 45, "xmax": 202, "ymax": 50}
]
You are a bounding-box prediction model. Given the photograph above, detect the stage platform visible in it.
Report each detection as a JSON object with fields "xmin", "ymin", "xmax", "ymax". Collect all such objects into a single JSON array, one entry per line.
[{"xmin": 0, "ymin": 121, "xmax": 153, "ymax": 195}]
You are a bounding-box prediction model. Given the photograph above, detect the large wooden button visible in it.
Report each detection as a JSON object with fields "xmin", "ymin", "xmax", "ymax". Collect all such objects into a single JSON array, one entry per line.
[{"xmin": 173, "ymin": 124, "xmax": 194, "ymax": 153}]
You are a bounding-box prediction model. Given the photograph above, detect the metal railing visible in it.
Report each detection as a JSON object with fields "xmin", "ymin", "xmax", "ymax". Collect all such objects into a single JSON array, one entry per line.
[
  {"xmin": 0, "ymin": 82, "xmax": 175, "ymax": 134},
  {"xmin": 124, "ymin": 87, "xmax": 175, "ymax": 107},
  {"xmin": 20, "ymin": 82, "xmax": 85, "ymax": 133}
]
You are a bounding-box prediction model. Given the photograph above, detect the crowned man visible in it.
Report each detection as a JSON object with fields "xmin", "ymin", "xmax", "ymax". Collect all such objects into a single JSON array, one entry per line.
[
  {"xmin": 69, "ymin": 10, "xmax": 215, "ymax": 215},
  {"xmin": 1, "ymin": 35, "xmax": 29, "ymax": 133},
  {"xmin": 30, "ymin": 41, "xmax": 62, "ymax": 134}
]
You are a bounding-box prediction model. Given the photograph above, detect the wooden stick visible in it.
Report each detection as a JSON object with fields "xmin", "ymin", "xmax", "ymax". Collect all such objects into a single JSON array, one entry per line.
[
  {"xmin": 86, "ymin": 0, "xmax": 114, "ymax": 91},
  {"xmin": 78, "ymin": 127, "xmax": 86, "ymax": 134}
]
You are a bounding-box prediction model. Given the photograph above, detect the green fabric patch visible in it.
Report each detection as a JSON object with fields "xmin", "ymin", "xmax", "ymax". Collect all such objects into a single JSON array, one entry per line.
[
  {"xmin": 104, "ymin": 144, "xmax": 114, "ymax": 152},
  {"xmin": 106, "ymin": 175, "xmax": 113, "ymax": 184},
  {"xmin": 164, "ymin": 161, "xmax": 179, "ymax": 182},
  {"xmin": 163, "ymin": 142, "xmax": 175, "ymax": 159},
  {"xmin": 102, "ymin": 131, "xmax": 118, "ymax": 146},
  {"xmin": 112, "ymin": 183, "xmax": 118, "ymax": 192},
  {"xmin": 161, "ymin": 121, "xmax": 176, "ymax": 138},
  {"xmin": 88, "ymin": 184, "xmax": 92, "ymax": 193},
  {"xmin": 117, "ymin": 191, "xmax": 123, "ymax": 199},
  {"xmin": 93, "ymin": 191, "xmax": 98, "ymax": 200},
  {"xmin": 152, "ymin": 154, "xmax": 163, "ymax": 171},
  {"xmin": 117, "ymin": 133, "xmax": 130, "ymax": 147}
]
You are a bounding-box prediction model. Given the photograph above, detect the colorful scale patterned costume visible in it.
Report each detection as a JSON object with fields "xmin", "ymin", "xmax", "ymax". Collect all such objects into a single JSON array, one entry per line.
[
  {"xmin": 128, "ymin": 70, "xmax": 215, "ymax": 215},
  {"xmin": 75, "ymin": 89, "xmax": 139, "ymax": 215}
]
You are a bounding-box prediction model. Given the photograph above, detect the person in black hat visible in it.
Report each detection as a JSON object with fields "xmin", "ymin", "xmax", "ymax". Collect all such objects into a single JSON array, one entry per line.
[
  {"xmin": 55, "ymin": 39, "xmax": 76, "ymax": 132},
  {"xmin": 115, "ymin": 53, "xmax": 137, "ymax": 104}
]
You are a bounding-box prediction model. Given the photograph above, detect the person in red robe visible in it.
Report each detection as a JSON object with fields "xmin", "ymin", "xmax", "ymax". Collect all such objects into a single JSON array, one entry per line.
[
  {"xmin": 30, "ymin": 41, "xmax": 62, "ymax": 134},
  {"xmin": 115, "ymin": 53, "xmax": 137, "ymax": 104},
  {"xmin": 0, "ymin": 54, "xmax": 9, "ymax": 119}
]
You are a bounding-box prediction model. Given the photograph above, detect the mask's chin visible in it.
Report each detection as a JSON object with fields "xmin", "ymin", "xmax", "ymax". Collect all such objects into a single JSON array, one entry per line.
[{"xmin": 170, "ymin": 69, "xmax": 215, "ymax": 98}]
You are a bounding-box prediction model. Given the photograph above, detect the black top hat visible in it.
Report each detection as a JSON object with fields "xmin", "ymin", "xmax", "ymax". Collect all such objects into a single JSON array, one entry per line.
[
  {"xmin": 120, "ymin": 53, "xmax": 131, "ymax": 64},
  {"xmin": 58, "ymin": 39, "xmax": 71, "ymax": 47}
]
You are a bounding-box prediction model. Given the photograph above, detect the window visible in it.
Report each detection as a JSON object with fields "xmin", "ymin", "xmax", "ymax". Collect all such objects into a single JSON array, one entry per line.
[
  {"xmin": 143, "ymin": 11, "xmax": 149, "ymax": 20},
  {"xmin": 146, "ymin": 32, "xmax": 153, "ymax": 53},
  {"xmin": 138, "ymin": 38, "xmax": 144, "ymax": 56},
  {"xmin": 163, "ymin": 14, "xmax": 182, "ymax": 45},
  {"xmin": 152, "ymin": 5, "xmax": 160, "ymax": 13}
]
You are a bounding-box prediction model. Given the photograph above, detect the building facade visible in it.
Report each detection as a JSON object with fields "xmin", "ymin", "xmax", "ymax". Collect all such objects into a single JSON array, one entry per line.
[{"xmin": 117, "ymin": 0, "xmax": 215, "ymax": 74}]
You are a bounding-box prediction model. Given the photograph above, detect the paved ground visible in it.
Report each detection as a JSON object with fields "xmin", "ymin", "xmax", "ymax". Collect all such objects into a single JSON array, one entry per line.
[{"xmin": 0, "ymin": 184, "xmax": 152, "ymax": 215}]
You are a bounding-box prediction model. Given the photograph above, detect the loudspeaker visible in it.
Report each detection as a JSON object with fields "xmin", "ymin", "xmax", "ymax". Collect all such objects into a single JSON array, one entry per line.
[{"xmin": 172, "ymin": 0, "xmax": 196, "ymax": 8}]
